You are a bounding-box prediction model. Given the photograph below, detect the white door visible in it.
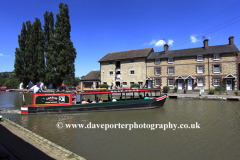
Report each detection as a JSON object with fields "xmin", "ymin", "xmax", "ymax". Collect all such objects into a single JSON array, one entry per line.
[
  {"xmin": 178, "ymin": 83, "xmax": 182, "ymax": 90},
  {"xmin": 188, "ymin": 79, "xmax": 192, "ymax": 90},
  {"xmin": 226, "ymin": 79, "xmax": 232, "ymax": 90},
  {"xmin": 148, "ymin": 81, "xmax": 152, "ymax": 88}
]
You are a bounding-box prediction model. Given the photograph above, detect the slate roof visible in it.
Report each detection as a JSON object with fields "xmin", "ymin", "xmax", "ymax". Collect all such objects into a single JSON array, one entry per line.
[
  {"xmin": 99, "ymin": 48, "xmax": 153, "ymax": 62},
  {"xmin": 81, "ymin": 70, "xmax": 100, "ymax": 81},
  {"xmin": 147, "ymin": 44, "xmax": 239, "ymax": 59}
]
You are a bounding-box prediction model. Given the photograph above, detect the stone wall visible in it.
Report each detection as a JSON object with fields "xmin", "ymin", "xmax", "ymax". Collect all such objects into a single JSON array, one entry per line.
[
  {"xmin": 100, "ymin": 58, "xmax": 146, "ymax": 87},
  {"xmin": 146, "ymin": 53, "xmax": 238, "ymax": 90}
]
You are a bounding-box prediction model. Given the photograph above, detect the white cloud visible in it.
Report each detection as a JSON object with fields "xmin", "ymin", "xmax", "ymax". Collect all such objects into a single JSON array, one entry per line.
[
  {"xmin": 168, "ymin": 39, "xmax": 174, "ymax": 45},
  {"xmin": 147, "ymin": 39, "xmax": 174, "ymax": 47},
  {"xmin": 0, "ymin": 53, "xmax": 10, "ymax": 57},
  {"xmin": 190, "ymin": 35, "xmax": 199, "ymax": 43}
]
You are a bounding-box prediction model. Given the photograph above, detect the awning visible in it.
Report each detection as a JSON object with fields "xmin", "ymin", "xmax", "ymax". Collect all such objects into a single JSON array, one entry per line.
[
  {"xmin": 185, "ymin": 75, "xmax": 195, "ymax": 79},
  {"xmin": 224, "ymin": 73, "xmax": 236, "ymax": 79},
  {"xmin": 175, "ymin": 75, "xmax": 184, "ymax": 79}
]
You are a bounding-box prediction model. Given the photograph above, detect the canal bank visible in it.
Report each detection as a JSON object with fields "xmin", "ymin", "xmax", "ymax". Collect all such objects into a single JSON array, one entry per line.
[
  {"xmin": 0, "ymin": 117, "xmax": 85, "ymax": 160},
  {"xmin": 167, "ymin": 93, "xmax": 240, "ymax": 100}
]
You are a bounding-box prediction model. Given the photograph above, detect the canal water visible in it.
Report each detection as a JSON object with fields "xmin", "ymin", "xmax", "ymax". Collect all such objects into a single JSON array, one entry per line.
[{"xmin": 0, "ymin": 91, "xmax": 240, "ymax": 160}]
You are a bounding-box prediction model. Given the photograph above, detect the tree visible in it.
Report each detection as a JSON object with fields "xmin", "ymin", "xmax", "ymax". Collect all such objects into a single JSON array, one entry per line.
[
  {"xmin": 14, "ymin": 22, "xmax": 28, "ymax": 87},
  {"xmin": 32, "ymin": 18, "xmax": 45, "ymax": 83},
  {"xmin": 44, "ymin": 11, "xmax": 58, "ymax": 87},
  {"xmin": 55, "ymin": 3, "xmax": 77, "ymax": 86}
]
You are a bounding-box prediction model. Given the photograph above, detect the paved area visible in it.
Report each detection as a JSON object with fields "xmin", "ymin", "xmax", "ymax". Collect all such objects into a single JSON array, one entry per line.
[{"xmin": 0, "ymin": 118, "xmax": 85, "ymax": 160}]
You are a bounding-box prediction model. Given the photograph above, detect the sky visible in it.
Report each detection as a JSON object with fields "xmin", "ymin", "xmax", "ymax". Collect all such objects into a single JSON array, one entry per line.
[{"xmin": 0, "ymin": 0, "xmax": 240, "ymax": 78}]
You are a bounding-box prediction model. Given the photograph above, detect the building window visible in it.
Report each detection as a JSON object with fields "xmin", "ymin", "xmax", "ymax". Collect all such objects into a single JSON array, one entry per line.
[
  {"xmin": 138, "ymin": 82, "xmax": 143, "ymax": 86},
  {"xmin": 130, "ymin": 82, "xmax": 134, "ymax": 86},
  {"xmin": 123, "ymin": 82, "xmax": 127, "ymax": 85},
  {"xmin": 155, "ymin": 59, "xmax": 160, "ymax": 64},
  {"xmin": 168, "ymin": 67, "xmax": 174, "ymax": 75},
  {"xmin": 130, "ymin": 59, "xmax": 134, "ymax": 63},
  {"xmin": 213, "ymin": 78, "xmax": 221, "ymax": 86},
  {"xmin": 168, "ymin": 79, "xmax": 174, "ymax": 86},
  {"xmin": 130, "ymin": 70, "xmax": 135, "ymax": 75},
  {"xmin": 213, "ymin": 54, "xmax": 220, "ymax": 60},
  {"xmin": 197, "ymin": 55, "xmax": 203, "ymax": 61},
  {"xmin": 109, "ymin": 71, "xmax": 113, "ymax": 76},
  {"xmin": 155, "ymin": 79, "xmax": 160, "ymax": 86},
  {"xmin": 109, "ymin": 61, "xmax": 113, "ymax": 65},
  {"xmin": 197, "ymin": 78, "xmax": 203, "ymax": 86},
  {"xmin": 155, "ymin": 68, "xmax": 160, "ymax": 75},
  {"xmin": 103, "ymin": 82, "xmax": 107, "ymax": 84},
  {"xmin": 213, "ymin": 65, "xmax": 220, "ymax": 73},
  {"xmin": 168, "ymin": 58, "xmax": 173, "ymax": 63},
  {"xmin": 197, "ymin": 66, "xmax": 203, "ymax": 74}
]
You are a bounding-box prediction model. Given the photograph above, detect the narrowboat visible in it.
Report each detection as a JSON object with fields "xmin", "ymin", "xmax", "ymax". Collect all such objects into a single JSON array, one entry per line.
[{"xmin": 21, "ymin": 88, "xmax": 167, "ymax": 114}]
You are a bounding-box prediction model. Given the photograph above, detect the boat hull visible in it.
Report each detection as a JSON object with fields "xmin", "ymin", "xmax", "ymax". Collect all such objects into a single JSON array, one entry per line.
[{"xmin": 21, "ymin": 95, "xmax": 167, "ymax": 114}]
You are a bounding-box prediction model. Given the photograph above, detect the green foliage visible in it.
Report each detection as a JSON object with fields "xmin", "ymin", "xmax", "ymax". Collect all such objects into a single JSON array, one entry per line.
[
  {"xmin": 220, "ymin": 79, "xmax": 226, "ymax": 91},
  {"xmin": 64, "ymin": 77, "xmax": 81, "ymax": 86},
  {"xmin": 99, "ymin": 84, "xmax": 109, "ymax": 89},
  {"xmin": 163, "ymin": 86, "xmax": 170, "ymax": 93},
  {"xmin": 215, "ymin": 86, "xmax": 224, "ymax": 92},
  {"xmin": 14, "ymin": 3, "xmax": 76, "ymax": 89},
  {"xmin": 130, "ymin": 83, "xmax": 140, "ymax": 88},
  {"xmin": 208, "ymin": 88, "xmax": 215, "ymax": 94},
  {"xmin": 174, "ymin": 86, "xmax": 178, "ymax": 92},
  {"xmin": 3, "ymin": 77, "xmax": 20, "ymax": 89}
]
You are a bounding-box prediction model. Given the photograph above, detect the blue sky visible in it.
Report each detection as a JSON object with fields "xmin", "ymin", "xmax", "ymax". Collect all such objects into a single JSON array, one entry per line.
[{"xmin": 0, "ymin": 0, "xmax": 240, "ymax": 78}]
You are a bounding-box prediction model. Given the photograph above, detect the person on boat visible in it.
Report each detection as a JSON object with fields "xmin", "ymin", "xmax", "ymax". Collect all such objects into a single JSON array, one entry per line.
[
  {"xmin": 81, "ymin": 98, "xmax": 89, "ymax": 104},
  {"xmin": 58, "ymin": 83, "xmax": 66, "ymax": 92},
  {"xmin": 144, "ymin": 93, "xmax": 150, "ymax": 99},
  {"xmin": 111, "ymin": 83, "xmax": 113, "ymax": 89},
  {"xmin": 130, "ymin": 96, "xmax": 134, "ymax": 100},
  {"xmin": 72, "ymin": 90, "xmax": 77, "ymax": 104},
  {"xmin": 25, "ymin": 82, "xmax": 42, "ymax": 94},
  {"xmin": 112, "ymin": 97, "xmax": 117, "ymax": 102},
  {"xmin": 92, "ymin": 99, "xmax": 96, "ymax": 103},
  {"xmin": 91, "ymin": 85, "xmax": 94, "ymax": 89},
  {"xmin": 99, "ymin": 98, "xmax": 103, "ymax": 103}
]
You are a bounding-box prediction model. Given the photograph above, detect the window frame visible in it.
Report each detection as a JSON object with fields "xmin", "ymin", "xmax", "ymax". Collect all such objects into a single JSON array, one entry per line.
[
  {"xmin": 168, "ymin": 58, "xmax": 173, "ymax": 63},
  {"xmin": 168, "ymin": 79, "xmax": 174, "ymax": 86},
  {"xmin": 197, "ymin": 78, "xmax": 203, "ymax": 86},
  {"xmin": 155, "ymin": 79, "xmax": 160, "ymax": 86},
  {"xmin": 138, "ymin": 81, "xmax": 143, "ymax": 86},
  {"xmin": 213, "ymin": 54, "xmax": 220, "ymax": 60},
  {"xmin": 123, "ymin": 82, "xmax": 127, "ymax": 85},
  {"xmin": 213, "ymin": 78, "xmax": 221, "ymax": 86},
  {"xmin": 109, "ymin": 61, "xmax": 113, "ymax": 65},
  {"xmin": 155, "ymin": 68, "xmax": 160, "ymax": 75},
  {"xmin": 168, "ymin": 67, "xmax": 174, "ymax": 75},
  {"xmin": 109, "ymin": 71, "xmax": 113, "ymax": 76},
  {"xmin": 197, "ymin": 66, "xmax": 203, "ymax": 74},
  {"xmin": 130, "ymin": 59, "xmax": 134, "ymax": 63},
  {"xmin": 103, "ymin": 82, "xmax": 107, "ymax": 85},
  {"xmin": 213, "ymin": 65, "xmax": 220, "ymax": 73},
  {"xmin": 155, "ymin": 59, "xmax": 160, "ymax": 64},
  {"xmin": 197, "ymin": 55, "xmax": 203, "ymax": 61},
  {"xmin": 130, "ymin": 69, "xmax": 135, "ymax": 75}
]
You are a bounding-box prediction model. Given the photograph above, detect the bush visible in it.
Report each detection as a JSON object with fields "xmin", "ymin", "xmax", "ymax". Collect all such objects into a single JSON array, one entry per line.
[
  {"xmin": 174, "ymin": 86, "xmax": 178, "ymax": 92},
  {"xmin": 99, "ymin": 84, "xmax": 109, "ymax": 89},
  {"xmin": 208, "ymin": 88, "xmax": 215, "ymax": 94},
  {"xmin": 163, "ymin": 86, "xmax": 170, "ymax": 93},
  {"xmin": 130, "ymin": 83, "xmax": 140, "ymax": 88},
  {"xmin": 215, "ymin": 86, "xmax": 224, "ymax": 92},
  {"xmin": 3, "ymin": 78, "xmax": 20, "ymax": 89}
]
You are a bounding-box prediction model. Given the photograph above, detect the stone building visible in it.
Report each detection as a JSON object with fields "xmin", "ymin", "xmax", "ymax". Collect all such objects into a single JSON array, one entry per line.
[
  {"xmin": 98, "ymin": 36, "xmax": 239, "ymax": 91},
  {"xmin": 81, "ymin": 70, "xmax": 100, "ymax": 90},
  {"xmin": 146, "ymin": 36, "xmax": 239, "ymax": 91},
  {"xmin": 98, "ymin": 48, "xmax": 153, "ymax": 88}
]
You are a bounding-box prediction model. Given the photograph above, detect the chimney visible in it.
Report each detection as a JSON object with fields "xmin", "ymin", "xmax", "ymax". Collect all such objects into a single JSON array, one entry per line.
[
  {"xmin": 164, "ymin": 43, "xmax": 169, "ymax": 52},
  {"xmin": 229, "ymin": 36, "xmax": 234, "ymax": 45},
  {"xmin": 203, "ymin": 39, "xmax": 209, "ymax": 49}
]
